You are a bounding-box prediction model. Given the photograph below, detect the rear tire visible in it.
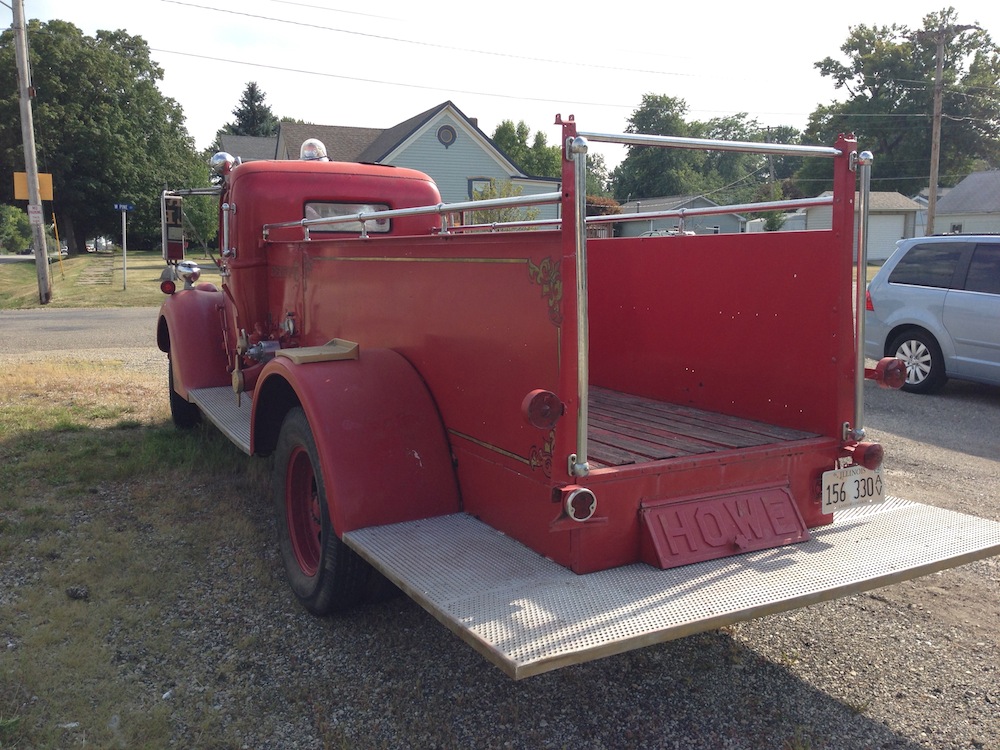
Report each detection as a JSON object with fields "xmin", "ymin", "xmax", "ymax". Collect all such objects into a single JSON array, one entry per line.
[
  {"xmin": 273, "ymin": 407, "xmax": 370, "ymax": 615},
  {"xmin": 888, "ymin": 329, "xmax": 947, "ymax": 394},
  {"xmin": 168, "ymin": 358, "xmax": 201, "ymax": 429}
]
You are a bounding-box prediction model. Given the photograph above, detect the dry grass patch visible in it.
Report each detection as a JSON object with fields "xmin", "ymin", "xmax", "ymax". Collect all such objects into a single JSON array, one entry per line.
[{"xmin": 0, "ymin": 359, "xmax": 269, "ymax": 749}]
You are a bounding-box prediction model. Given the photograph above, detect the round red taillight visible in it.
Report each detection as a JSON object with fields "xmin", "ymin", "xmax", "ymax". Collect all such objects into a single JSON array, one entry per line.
[
  {"xmin": 521, "ymin": 389, "xmax": 564, "ymax": 430},
  {"xmin": 850, "ymin": 441, "xmax": 884, "ymax": 470},
  {"xmin": 160, "ymin": 279, "xmax": 176, "ymax": 295},
  {"xmin": 875, "ymin": 357, "xmax": 907, "ymax": 389}
]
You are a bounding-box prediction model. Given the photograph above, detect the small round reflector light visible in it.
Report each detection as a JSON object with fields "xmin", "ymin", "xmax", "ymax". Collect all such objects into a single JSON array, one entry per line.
[
  {"xmin": 562, "ymin": 486, "xmax": 597, "ymax": 523},
  {"xmin": 850, "ymin": 441, "xmax": 884, "ymax": 471},
  {"xmin": 160, "ymin": 279, "xmax": 176, "ymax": 295}
]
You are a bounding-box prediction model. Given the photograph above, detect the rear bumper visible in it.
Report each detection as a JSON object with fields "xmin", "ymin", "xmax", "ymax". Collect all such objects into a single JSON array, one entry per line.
[{"xmin": 345, "ymin": 498, "xmax": 1000, "ymax": 679}]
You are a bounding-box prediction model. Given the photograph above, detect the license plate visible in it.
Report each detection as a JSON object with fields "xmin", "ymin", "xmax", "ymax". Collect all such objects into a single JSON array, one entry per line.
[{"xmin": 821, "ymin": 465, "xmax": 885, "ymax": 512}]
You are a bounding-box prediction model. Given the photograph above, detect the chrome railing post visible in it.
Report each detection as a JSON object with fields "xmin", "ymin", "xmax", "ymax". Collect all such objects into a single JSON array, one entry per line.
[
  {"xmin": 852, "ymin": 151, "xmax": 874, "ymax": 441},
  {"xmin": 568, "ymin": 135, "xmax": 591, "ymax": 478}
]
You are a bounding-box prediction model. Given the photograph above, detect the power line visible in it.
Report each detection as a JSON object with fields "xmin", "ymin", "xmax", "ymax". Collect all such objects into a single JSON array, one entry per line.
[
  {"xmin": 161, "ymin": 0, "xmax": 696, "ymax": 80},
  {"xmin": 149, "ymin": 46, "xmax": 644, "ymax": 112}
]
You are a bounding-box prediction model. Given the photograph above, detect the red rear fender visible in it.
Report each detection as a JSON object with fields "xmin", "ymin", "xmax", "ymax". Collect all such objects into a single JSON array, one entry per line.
[{"xmin": 255, "ymin": 348, "xmax": 461, "ymax": 533}]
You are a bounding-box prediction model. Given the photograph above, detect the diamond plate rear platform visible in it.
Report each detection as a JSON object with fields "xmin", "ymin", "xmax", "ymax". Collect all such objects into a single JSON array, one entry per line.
[{"xmin": 344, "ymin": 498, "xmax": 1000, "ymax": 679}]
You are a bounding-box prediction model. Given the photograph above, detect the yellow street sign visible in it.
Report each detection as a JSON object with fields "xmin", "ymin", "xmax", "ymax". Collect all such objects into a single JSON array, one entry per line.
[{"xmin": 13, "ymin": 172, "xmax": 53, "ymax": 201}]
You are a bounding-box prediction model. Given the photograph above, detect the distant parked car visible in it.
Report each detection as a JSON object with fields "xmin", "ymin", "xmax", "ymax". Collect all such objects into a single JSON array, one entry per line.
[{"xmin": 865, "ymin": 235, "xmax": 1000, "ymax": 393}]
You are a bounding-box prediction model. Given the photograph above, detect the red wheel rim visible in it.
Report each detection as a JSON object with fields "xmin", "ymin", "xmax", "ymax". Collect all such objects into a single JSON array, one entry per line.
[{"xmin": 285, "ymin": 445, "xmax": 322, "ymax": 576}]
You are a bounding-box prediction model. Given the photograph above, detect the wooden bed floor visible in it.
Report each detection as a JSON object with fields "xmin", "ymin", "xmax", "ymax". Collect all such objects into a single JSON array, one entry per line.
[{"xmin": 587, "ymin": 386, "xmax": 819, "ymax": 468}]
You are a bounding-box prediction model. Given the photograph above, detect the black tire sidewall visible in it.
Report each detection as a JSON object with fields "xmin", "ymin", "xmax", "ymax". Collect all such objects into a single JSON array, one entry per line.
[
  {"xmin": 272, "ymin": 407, "xmax": 367, "ymax": 614},
  {"xmin": 168, "ymin": 357, "xmax": 201, "ymax": 429}
]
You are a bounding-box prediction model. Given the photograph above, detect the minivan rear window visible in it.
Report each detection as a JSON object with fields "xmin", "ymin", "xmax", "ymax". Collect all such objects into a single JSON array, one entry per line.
[
  {"xmin": 888, "ymin": 243, "xmax": 966, "ymax": 288},
  {"xmin": 965, "ymin": 243, "xmax": 1000, "ymax": 294}
]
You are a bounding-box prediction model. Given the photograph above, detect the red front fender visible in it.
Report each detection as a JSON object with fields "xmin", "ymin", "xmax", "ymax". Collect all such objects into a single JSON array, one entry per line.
[
  {"xmin": 157, "ymin": 288, "xmax": 230, "ymax": 397},
  {"xmin": 253, "ymin": 348, "xmax": 460, "ymax": 533}
]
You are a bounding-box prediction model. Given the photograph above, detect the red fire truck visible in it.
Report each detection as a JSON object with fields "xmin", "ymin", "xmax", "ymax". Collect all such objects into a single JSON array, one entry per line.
[{"xmin": 158, "ymin": 116, "xmax": 1000, "ymax": 679}]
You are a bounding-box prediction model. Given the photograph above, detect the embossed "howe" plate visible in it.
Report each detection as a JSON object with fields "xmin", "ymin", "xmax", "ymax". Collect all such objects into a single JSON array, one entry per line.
[{"xmin": 639, "ymin": 485, "xmax": 810, "ymax": 568}]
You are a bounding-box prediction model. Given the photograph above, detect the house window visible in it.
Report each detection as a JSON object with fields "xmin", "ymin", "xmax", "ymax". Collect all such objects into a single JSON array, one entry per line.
[
  {"xmin": 950, "ymin": 223, "xmax": 963, "ymax": 234},
  {"xmin": 468, "ymin": 178, "xmax": 493, "ymax": 199}
]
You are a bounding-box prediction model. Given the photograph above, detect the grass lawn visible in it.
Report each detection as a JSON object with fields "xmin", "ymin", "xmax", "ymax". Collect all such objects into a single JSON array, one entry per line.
[
  {"xmin": 0, "ymin": 250, "xmax": 220, "ymax": 310},
  {"xmin": 0, "ymin": 359, "xmax": 267, "ymax": 748}
]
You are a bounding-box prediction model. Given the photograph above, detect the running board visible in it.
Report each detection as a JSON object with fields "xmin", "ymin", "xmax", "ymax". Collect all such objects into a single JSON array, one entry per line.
[
  {"xmin": 189, "ymin": 386, "xmax": 251, "ymax": 454},
  {"xmin": 344, "ymin": 499, "xmax": 1000, "ymax": 680}
]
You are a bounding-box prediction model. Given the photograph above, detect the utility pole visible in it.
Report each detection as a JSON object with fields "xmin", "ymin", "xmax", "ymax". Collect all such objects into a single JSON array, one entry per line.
[
  {"xmin": 917, "ymin": 23, "xmax": 978, "ymax": 237},
  {"xmin": 10, "ymin": 0, "xmax": 50, "ymax": 303}
]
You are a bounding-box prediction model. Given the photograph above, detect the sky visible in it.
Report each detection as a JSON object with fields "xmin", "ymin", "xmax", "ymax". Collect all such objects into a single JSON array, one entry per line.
[{"xmin": 12, "ymin": 0, "xmax": 1000, "ymax": 171}]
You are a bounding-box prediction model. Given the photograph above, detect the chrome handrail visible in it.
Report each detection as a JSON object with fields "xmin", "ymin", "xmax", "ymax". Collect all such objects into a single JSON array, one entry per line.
[
  {"xmin": 577, "ymin": 130, "xmax": 842, "ymax": 159},
  {"xmin": 449, "ymin": 219, "xmax": 561, "ymax": 232},
  {"xmin": 262, "ymin": 191, "xmax": 563, "ymax": 240},
  {"xmin": 586, "ymin": 196, "xmax": 833, "ymax": 228}
]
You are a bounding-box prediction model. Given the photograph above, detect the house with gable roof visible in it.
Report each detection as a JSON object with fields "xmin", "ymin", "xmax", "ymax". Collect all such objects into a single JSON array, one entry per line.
[
  {"xmin": 217, "ymin": 134, "xmax": 278, "ymax": 162},
  {"xmin": 615, "ymin": 195, "xmax": 746, "ymax": 237},
  {"xmin": 219, "ymin": 101, "xmax": 561, "ymax": 220},
  {"xmin": 932, "ymin": 171, "xmax": 1000, "ymax": 235}
]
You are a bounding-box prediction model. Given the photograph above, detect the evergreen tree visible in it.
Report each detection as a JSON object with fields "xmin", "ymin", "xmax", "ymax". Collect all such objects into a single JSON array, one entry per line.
[{"xmin": 222, "ymin": 82, "xmax": 279, "ymax": 138}]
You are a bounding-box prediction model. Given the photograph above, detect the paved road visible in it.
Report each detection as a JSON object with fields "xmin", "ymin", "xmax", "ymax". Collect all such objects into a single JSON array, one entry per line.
[{"xmin": 0, "ymin": 306, "xmax": 159, "ymax": 354}]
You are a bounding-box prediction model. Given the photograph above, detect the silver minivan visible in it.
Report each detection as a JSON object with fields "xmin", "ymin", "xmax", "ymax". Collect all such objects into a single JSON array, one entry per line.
[{"xmin": 864, "ymin": 235, "xmax": 1000, "ymax": 393}]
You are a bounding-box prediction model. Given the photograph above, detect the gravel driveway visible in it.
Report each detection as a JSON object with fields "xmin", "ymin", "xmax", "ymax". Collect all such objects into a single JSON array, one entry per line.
[{"xmin": 2, "ymin": 307, "xmax": 998, "ymax": 749}]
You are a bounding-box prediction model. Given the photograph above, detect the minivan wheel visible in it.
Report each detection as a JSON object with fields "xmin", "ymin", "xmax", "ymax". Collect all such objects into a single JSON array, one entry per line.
[{"xmin": 888, "ymin": 330, "xmax": 947, "ymax": 394}]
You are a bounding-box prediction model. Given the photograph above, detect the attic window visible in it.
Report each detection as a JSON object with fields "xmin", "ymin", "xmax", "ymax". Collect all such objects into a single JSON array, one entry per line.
[{"xmin": 437, "ymin": 125, "xmax": 457, "ymax": 148}]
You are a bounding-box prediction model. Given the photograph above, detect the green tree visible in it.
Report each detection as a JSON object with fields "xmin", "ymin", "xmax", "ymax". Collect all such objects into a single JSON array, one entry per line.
[
  {"xmin": 585, "ymin": 152, "xmax": 612, "ymax": 197},
  {"xmin": 610, "ymin": 95, "xmax": 703, "ymax": 202},
  {"xmin": 491, "ymin": 120, "xmax": 561, "ymax": 177},
  {"xmin": 610, "ymin": 95, "xmax": 802, "ymax": 206},
  {"xmin": 797, "ymin": 8, "xmax": 1000, "ymax": 195},
  {"xmin": 217, "ymin": 82, "xmax": 280, "ymax": 143},
  {"xmin": 468, "ymin": 179, "xmax": 539, "ymax": 226},
  {"xmin": 0, "ymin": 20, "xmax": 211, "ymax": 253},
  {"xmin": 492, "ymin": 120, "xmax": 612, "ymax": 202},
  {"xmin": 0, "ymin": 203, "xmax": 31, "ymax": 253}
]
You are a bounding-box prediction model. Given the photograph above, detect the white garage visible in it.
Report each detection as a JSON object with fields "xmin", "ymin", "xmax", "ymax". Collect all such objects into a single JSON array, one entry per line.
[{"xmin": 799, "ymin": 192, "xmax": 921, "ymax": 262}]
